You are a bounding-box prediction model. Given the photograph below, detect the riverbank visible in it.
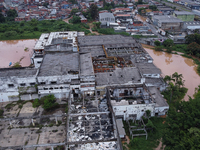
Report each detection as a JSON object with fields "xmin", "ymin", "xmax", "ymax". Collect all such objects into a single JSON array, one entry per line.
[
  {"xmin": 0, "ymin": 39, "xmax": 36, "ymax": 68},
  {"xmin": 142, "ymin": 44, "xmax": 200, "ymax": 76},
  {"xmin": 144, "ymin": 46, "xmax": 200, "ymax": 100}
]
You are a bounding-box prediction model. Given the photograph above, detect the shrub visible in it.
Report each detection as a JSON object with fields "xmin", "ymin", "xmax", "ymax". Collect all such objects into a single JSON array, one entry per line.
[
  {"xmin": 154, "ymin": 40, "xmax": 161, "ymax": 46},
  {"xmin": 32, "ymin": 99, "xmax": 40, "ymax": 108},
  {"xmin": 4, "ymin": 31, "xmax": 17, "ymax": 37},
  {"xmin": 0, "ymin": 109, "xmax": 4, "ymax": 116},
  {"xmin": 42, "ymin": 94, "xmax": 59, "ymax": 111}
]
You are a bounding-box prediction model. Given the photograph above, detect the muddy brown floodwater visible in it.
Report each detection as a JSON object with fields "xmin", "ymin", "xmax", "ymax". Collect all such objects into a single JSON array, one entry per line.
[
  {"xmin": 0, "ymin": 39, "xmax": 37, "ymax": 68},
  {"xmin": 144, "ymin": 47, "xmax": 200, "ymax": 101}
]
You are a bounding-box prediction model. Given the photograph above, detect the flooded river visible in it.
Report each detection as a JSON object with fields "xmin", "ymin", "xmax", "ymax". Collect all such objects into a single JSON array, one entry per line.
[
  {"xmin": 0, "ymin": 39, "xmax": 36, "ymax": 68},
  {"xmin": 144, "ymin": 47, "xmax": 200, "ymax": 100}
]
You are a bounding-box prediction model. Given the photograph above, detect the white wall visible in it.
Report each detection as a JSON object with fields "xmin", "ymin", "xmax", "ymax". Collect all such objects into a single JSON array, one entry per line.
[
  {"xmin": 112, "ymin": 103, "xmax": 155, "ymax": 120},
  {"xmin": 143, "ymin": 74, "xmax": 160, "ymax": 78},
  {"xmin": 33, "ymin": 57, "xmax": 43, "ymax": 68}
]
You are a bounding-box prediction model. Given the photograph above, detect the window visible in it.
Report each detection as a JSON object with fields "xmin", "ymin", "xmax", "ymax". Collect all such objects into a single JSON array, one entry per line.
[
  {"xmin": 37, "ymin": 61, "xmax": 42, "ymax": 64},
  {"xmin": 40, "ymin": 82, "xmax": 46, "ymax": 85},
  {"xmin": 44, "ymin": 88, "xmax": 48, "ymax": 90},
  {"xmin": 8, "ymin": 84, "xmax": 14, "ymax": 88},
  {"xmin": 30, "ymin": 83, "xmax": 35, "ymax": 86},
  {"xmin": 51, "ymin": 81, "xmax": 57, "ymax": 84},
  {"xmin": 20, "ymin": 83, "xmax": 26, "ymax": 86}
]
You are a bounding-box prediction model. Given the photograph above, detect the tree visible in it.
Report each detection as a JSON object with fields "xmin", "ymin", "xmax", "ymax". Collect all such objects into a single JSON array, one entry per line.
[
  {"xmin": 149, "ymin": 5, "xmax": 158, "ymax": 11},
  {"xmin": 138, "ymin": 0, "xmax": 143, "ymax": 4},
  {"xmin": 163, "ymin": 39, "xmax": 174, "ymax": 47},
  {"xmin": 43, "ymin": 2, "xmax": 49, "ymax": 8},
  {"xmin": 163, "ymin": 91, "xmax": 200, "ymax": 150},
  {"xmin": 6, "ymin": 9, "xmax": 18, "ymax": 21},
  {"xmin": 185, "ymin": 33, "xmax": 200, "ymax": 44},
  {"xmin": 32, "ymin": 99, "xmax": 40, "ymax": 108},
  {"xmin": 89, "ymin": 4, "xmax": 98, "ymax": 20},
  {"xmin": 154, "ymin": 40, "xmax": 161, "ymax": 46},
  {"xmin": 70, "ymin": 15, "xmax": 81, "ymax": 24},
  {"xmin": 172, "ymin": 72, "xmax": 183, "ymax": 83},
  {"xmin": 138, "ymin": 8, "xmax": 146, "ymax": 16},
  {"xmin": 164, "ymin": 75, "xmax": 175, "ymax": 83},
  {"xmin": 42, "ymin": 94, "xmax": 59, "ymax": 111},
  {"xmin": 0, "ymin": 13, "xmax": 5, "ymax": 23},
  {"xmin": 172, "ymin": 72, "xmax": 184, "ymax": 88},
  {"xmin": 186, "ymin": 42, "xmax": 200, "ymax": 55},
  {"xmin": 145, "ymin": 110, "xmax": 151, "ymax": 119},
  {"xmin": 70, "ymin": 9, "xmax": 79, "ymax": 16}
]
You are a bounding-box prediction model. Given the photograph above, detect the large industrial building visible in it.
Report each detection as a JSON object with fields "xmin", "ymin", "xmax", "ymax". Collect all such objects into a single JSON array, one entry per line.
[{"xmin": 0, "ymin": 32, "xmax": 169, "ymax": 120}]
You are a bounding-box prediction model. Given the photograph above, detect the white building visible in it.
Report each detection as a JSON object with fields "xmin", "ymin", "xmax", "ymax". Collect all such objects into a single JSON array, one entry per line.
[
  {"xmin": 110, "ymin": 85, "xmax": 169, "ymax": 120},
  {"xmin": 0, "ymin": 68, "xmax": 39, "ymax": 102},
  {"xmin": 99, "ymin": 13, "xmax": 115, "ymax": 26}
]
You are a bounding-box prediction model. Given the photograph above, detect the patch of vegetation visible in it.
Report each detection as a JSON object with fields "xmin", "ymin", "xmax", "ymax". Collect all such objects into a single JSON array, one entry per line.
[
  {"xmin": 163, "ymin": 86, "xmax": 200, "ymax": 149},
  {"xmin": 48, "ymin": 123, "xmax": 54, "ymax": 127},
  {"xmin": 162, "ymin": 72, "xmax": 188, "ymax": 104},
  {"xmin": 0, "ymin": 19, "xmax": 91, "ymax": 40},
  {"xmin": 32, "ymin": 99, "xmax": 40, "ymax": 108},
  {"xmin": 24, "ymin": 140, "xmax": 28, "ymax": 145},
  {"xmin": 42, "ymin": 95, "xmax": 59, "ymax": 111},
  {"xmin": 12, "ymin": 62, "xmax": 22, "ymax": 68},
  {"xmin": 52, "ymin": 129, "xmax": 58, "ymax": 132},
  {"xmin": 0, "ymin": 109, "xmax": 4, "ymax": 117},
  {"xmin": 5, "ymin": 102, "xmax": 16, "ymax": 110},
  {"xmin": 128, "ymin": 117, "xmax": 166, "ymax": 150},
  {"xmin": 32, "ymin": 95, "xmax": 60, "ymax": 111}
]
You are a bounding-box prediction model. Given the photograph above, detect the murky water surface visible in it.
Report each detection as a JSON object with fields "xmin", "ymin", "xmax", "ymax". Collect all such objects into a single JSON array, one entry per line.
[
  {"xmin": 145, "ymin": 48, "xmax": 200, "ymax": 100},
  {"xmin": 0, "ymin": 39, "xmax": 36, "ymax": 68}
]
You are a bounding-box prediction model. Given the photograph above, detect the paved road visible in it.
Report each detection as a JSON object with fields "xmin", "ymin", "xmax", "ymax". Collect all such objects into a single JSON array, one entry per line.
[
  {"xmin": 135, "ymin": 14, "xmax": 166, "ymax": 39},
  {"xmin": 158, "ymin": 0, "xmax": 191, "ymax": 11}
]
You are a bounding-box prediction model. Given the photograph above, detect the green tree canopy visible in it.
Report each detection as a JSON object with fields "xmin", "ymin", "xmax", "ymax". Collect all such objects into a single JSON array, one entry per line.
[
  {"xmin": 0, "ymin": 13, "xmax": 5, "ymax": 23},
  {"xmin": 89, "ymin": 4, "xmax": 98, "ymax": 20},
  {"xmin": 163, "ymin": 87, "xmax": 200, "ymax": 150},
  {"xmin": 186, "ymin": 42, "xmax": 200, "ymax": 55},
  {"xmin": 70, "ymin": 15, "xmax": 81, "ymax": 24},
  {"xmin": 6, "ymin": 9, "xmax": 18, "ymax": 21},
  {"xmin": 185, "ymin": 33, "xmax": 200, "ymax": 44},
  {"xmin": 154, "ymin": 40, "xmax": 161, "ymax": 46},
  {"xmin": 163, "ymin": 39, "xmax": 174, "ymax": 47}
]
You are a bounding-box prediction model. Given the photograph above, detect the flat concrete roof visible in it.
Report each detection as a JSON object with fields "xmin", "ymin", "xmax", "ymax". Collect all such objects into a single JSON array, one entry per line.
[
  {"xmin": 95, "ymin": 67, "xmax": 141, "ymax": 86},
  {"xmin": 38, "ymin": 53, "xmax": 79, "ymax": 76},
  {"xmin": 80, "ymin": 53, "xmax": 94, "ymax": 76},
  {"xmin": 79, "ymin": 45, "xmax": 105, "ymax": 57},
  {"xmin": 174, "ymin": 11, "xmax": 194, "ymax": 15},
  {"xmin": 99, "ymin": 12, "xmax": 114, "ymax": 19},
  {"xmin": 148, "ymin": 86, "xmax": 169, "ymax": 107},
  {"xmin": 137, "ymin": 63, "xmax": 161, "ymax": 74},
  {"xmin": 78, "ymin": 35, "xmax": 138, "ymax": 46},
  {"xmin": 0, "ymin": 68, "xmax": 37, "ymax": 77},
  {"xmin": 34, "ymin": 33, "xmax": 49, "ymax": 50},
  {"xmin": 153, "ymin": 15, "xmax": 183, "ymax": 23},
  {"xmin": 116, "ymin": 119, "xmax": 126, "ymax": 137},
  {"xmin": 145, "ymin": 78, "xmax": 164, "ymax": 85}
]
